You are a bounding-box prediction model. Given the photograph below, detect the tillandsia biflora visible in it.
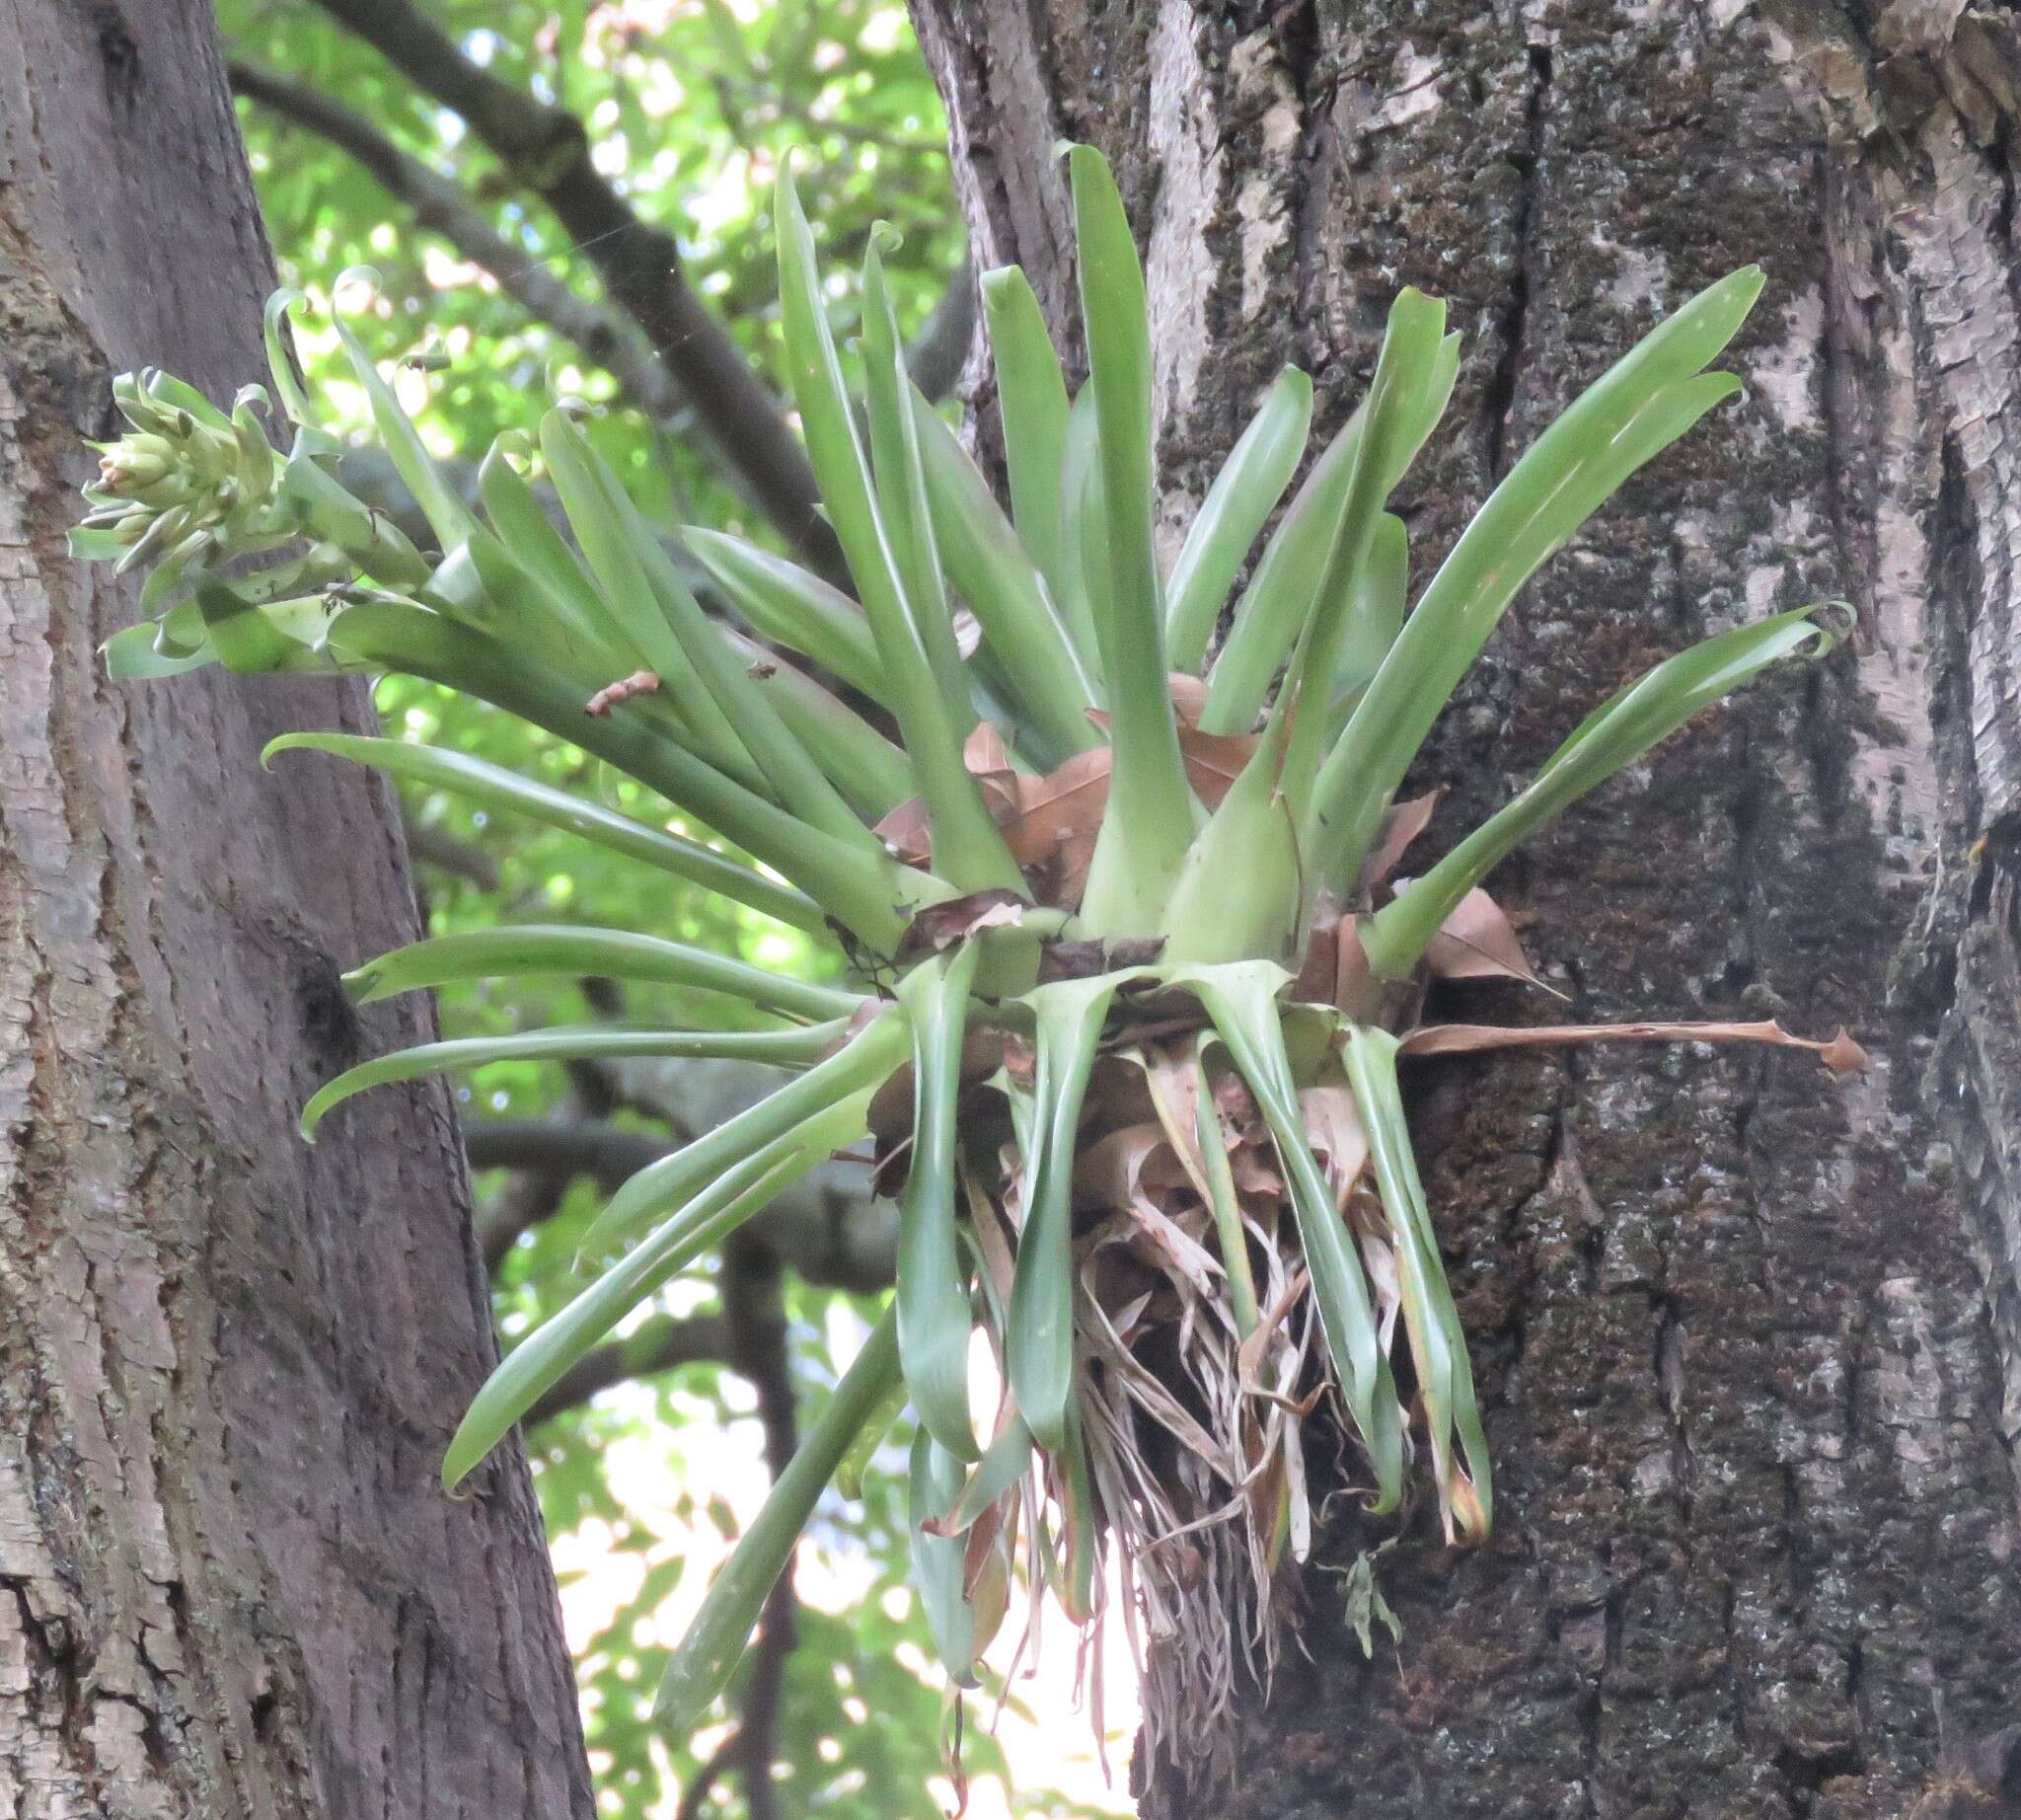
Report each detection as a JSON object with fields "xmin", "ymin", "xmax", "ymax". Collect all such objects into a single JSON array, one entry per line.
[{"xmin": 76, "ymin": 145, "xmax": 1866, "ymax": 1781}]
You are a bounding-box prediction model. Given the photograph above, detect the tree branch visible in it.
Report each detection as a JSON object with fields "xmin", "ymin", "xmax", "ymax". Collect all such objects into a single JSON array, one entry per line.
[
  {"xmin": 294, "ymin": 0, "xmax": 844, "ymax": 577},
  {"xmin": 402, "ymin": 814, "xmax": 500, "ymax": 889},
  {"xmin": 228, "ymin": 59, "xmax": 698, "ymax": 442}
]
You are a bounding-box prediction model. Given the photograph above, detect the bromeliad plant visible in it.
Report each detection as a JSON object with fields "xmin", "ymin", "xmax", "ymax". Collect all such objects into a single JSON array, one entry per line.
[{"xmin": 76, "ymin": 146, "xmax": 1863, "ymax": 1772}]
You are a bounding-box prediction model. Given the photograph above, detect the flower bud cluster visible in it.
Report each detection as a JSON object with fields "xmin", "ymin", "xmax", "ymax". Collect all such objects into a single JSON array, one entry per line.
[{"xmin": 79, "ymin": 371, "xmax": 287, "ymax": 578}]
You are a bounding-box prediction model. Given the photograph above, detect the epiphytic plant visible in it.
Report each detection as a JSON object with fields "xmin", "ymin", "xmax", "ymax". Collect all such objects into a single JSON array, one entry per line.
[{"xmin": 76, "ymin": 145, "xmax": 1862, "ymax": 1778}]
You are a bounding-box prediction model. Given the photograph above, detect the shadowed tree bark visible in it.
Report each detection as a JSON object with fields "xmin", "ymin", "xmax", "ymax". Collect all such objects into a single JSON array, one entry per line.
[
  {"xmin": 907, "ymin": 1, "xmax": 2021, "ymax": 1812},
  {"xmin": 0, "ymin": 4, "xmax": 590, "ymax": 1813}
]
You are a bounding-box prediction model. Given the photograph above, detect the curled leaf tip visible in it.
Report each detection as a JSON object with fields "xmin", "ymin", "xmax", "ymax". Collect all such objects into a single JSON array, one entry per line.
[
  {"xmin": 333, "ymin": 265, "xmax": 385, "ymax": 306},
  {"xmin": 1819, "ymin": 1026, "xmax": 1870, "ymax": 1075}
]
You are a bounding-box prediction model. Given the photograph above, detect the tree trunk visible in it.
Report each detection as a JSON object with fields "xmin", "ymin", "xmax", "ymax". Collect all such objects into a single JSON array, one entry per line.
[
  {"xmin": 0, "ymin": 6, "xmax": 590, "ymax": 1815},
  {"xmin": 909, "ymin": 1, "xmax": 2021, "ymax": 1811}
]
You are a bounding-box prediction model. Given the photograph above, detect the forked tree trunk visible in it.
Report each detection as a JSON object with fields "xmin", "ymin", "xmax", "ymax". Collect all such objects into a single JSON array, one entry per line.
[
  {"xmin": 0, "ymin": 5, "xmax": 590, "ymax": 1813},
  {"xmin": 909, "ymin": 1, "xmax": 2021, "ymax": 1810}
]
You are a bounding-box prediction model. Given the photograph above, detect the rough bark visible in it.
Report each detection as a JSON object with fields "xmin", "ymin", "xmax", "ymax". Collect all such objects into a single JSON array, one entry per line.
[
  {"xmin": 0, "ymin": 5, "xmax": 590, "ymax": 1815},
  {"xmin": 908, "ymin": 0, "xmax": 2021, "ymax": 1812}
]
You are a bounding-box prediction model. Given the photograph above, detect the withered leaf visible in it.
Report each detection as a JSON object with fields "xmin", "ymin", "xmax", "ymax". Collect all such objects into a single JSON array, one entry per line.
[
  {"xmin": 893, "ymin": 887, "xmax": 1029, "ymax": 964},
  {"xmin": 1036, "ymin": 934, "xmax": 1165, "ymax": 984},
  {"xmin": 1359, "ymin": 790, "xmax": 1444, "ymax": 898},
  {"xmin": 1398, "ymin": 1018, "xmax": 1872, "ymax": 1074},
  {"xmin": 1085, "ymin": 708, "xmax": 1258, "ymax": 810},
  {"xmin": 1421, "ymin": 886, "xmax": 1544, "ymax": 986}
]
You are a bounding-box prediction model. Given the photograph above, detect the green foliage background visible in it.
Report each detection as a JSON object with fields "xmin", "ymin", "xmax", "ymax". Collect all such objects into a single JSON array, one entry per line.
[{"xmin": 216, "ymin": 3, "xmax": 1116, "ymax": 1812}]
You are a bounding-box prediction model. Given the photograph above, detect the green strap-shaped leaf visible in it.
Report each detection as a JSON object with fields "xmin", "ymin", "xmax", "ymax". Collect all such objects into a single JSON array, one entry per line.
[
  {"xmin": 1190, "ymin": 1042, "xmax": 1261, "ymax": 1336},
  {"xmin": 1070, "ymin": 145, "xmax": 1198, "ymax": 937},
  {"xmin": 454, "ymin": 525, "xmax": 630, "ymax": 679},
  {"xmin": 539, "ymin": 411, "xmax": 759, "ymax": 786},
  {"xmin": 342, "ymin": 923, "xmax": 861, "ymax": 1023},
  {"xmin": 1007, "ymin": 971, "xmax": 1134, "ymax": 1450},
  {"xmin": 1312, "ymin": 268, "xmax": 1764, "ymax": 893},
  {"xmin": 331, "ymin": 281, "xmax": 479, "ymax": 551},
  {"xmin": 1203, "ymin": 410, "xmax": 1363, "ymax": 732},
  {"xmin": 656, "ymin": 1301, "xmax": 903, "ymax": 1730},
  {"xmin": 1053, "ymin": 384, "xmax": 1105, "ymax": 678},
  {"xmin": 262, "ymin": 289, "xmax": 318, "ymax": 427},
  {"xmin": 684, "ymin": 527, "xmax": 889, "ymax": 707},
  {"xmin": 300, "ymin": 1023, "xmax": 843, "ymax": 1140},
  {"xmin": 862, "ymin": 237, "xmax": 975, "ymax": 726},
  {"xmin": 1052, "ymin": 1399, "xmax": 1099, "ymax": 1623},
  {"xmin": 1342, "ymin": 1025, "xmax": 1492, "ymax": 1540},
  {"xmin": 263, "ymin": 731, "xmax": 826, "ymax": 933},
  {"xmin": 276, "ymin": 455, "xmax": 431, "ymax": 586},
  {"xmin": 103, "ymin": 622, "xmax": 218, "ymax": 680},
  {"xmin": 893, "ymin": 946, "xmax": 983, "ymax": 1462},
  {"xmin": 980, "ymin": 265, "xmax": 1075, "ymax": 626},
  {"xmin": 1169, "ymin": 961, "xmax": 1403, "ymax": 1510},
  {"xmin": 1165, "ymin": 366, "xmax": 1313, "ymax": 672},
  {"xmin": 717, "ymin": 627, "xmax": 917, "ymax": 820},
  {"xmin": 192, "ymin": 577, "xmax": 343, "ymax": 676},
  {"xmin": 577, "ymin": 1010, "xmax": 910, "ymax": 1259},
  {"xmin": 1329, "ymin": 512, "xmax": 1408, "ymax": 730},
  {"xmin": 836, "ymin": 1368, "xmax": 911, "ymax": 1503},
  {"xmin": 907, "ymin": 388, "xmax": 1100, "ymax": 761},
  {"xmin": 941, "ymin": 1413, "xmax": 1035, "ymax": 1535},
  {"xmin": 477, "ymin": 439, "xmax": 637, "ymax": 672},
  {"xmin": 1279, "ymin": 290, "xmax": 1448, "ymax": 825},
  {"xmin": 445, "ymin": 1137, "xmax": 838, "ymax": 1491},
  {"xmin": 1360, "ymin": 602, "xmax": 1839, "ymax": 979},
  {"xmin": 321, "ymin": 600, "xmax": 926, "ymax": 952},
  {"xmin": 557, "ymin": 412, "xmax": 878, "ymax": 847},
  {"xmin": 774, "ymin": 170, "xmax": 1022, "ymax": 896},
  {"xmin": 909, "ymin": 1425, "xmax": 980, "ymax": 1682},
  {"xmin": 1160, "ymin": 704, "xmax": 1301, "ymax": 966}
]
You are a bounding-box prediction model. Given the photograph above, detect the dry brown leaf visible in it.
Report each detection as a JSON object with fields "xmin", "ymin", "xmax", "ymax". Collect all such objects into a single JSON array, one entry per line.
[
  {"xmin": 1359, "ymin": 790, "xmax": 1444, "ymax": 897},
  {"xmin": 1166, "ymin": 672, "xmax": 1212, "ymax": 724},
  {"xmin": 1398, "ymin": 1018, "xmax": 1871, "ymax": 1074},
  {"xmin": 1177, "ymin": 724, "xmax": 1263, "ymax": 809},
  {"xmin": 1074, "ymin": 1124, "xmax": 1227, "ymax": 1297},
  {"xmin": 1297, "ymin": 1085, "xmax": 1369, "ymax": 1212},
  {"xmin": 1236, "ymin": 1269, "xmax": 1310, "ymax": 1395},
  {"xmin": 1037, "ymin": 935, "xmax": 1168, "ymax": 986},
  {"xmin": 893, "ymin": 887, "xmax": 1029, "ymax": 964},
  {"xmin": 1138, "ymin": 1043, "xmax": 1214, "ymax": 1202},
  {"xmin": 1003, "ymin": 746, "xmax": 1112, "ymax": 904},
  {"xmin": 1421, "ymin": 886, "xmax": 1543, "ymax": 985},
  {"xmin": 962, "ymin": 1166, "xmax": 1019, "ymax": 1303},
  {"xmin": 873, "ymin": 795, "xmax": 933, "ymax": 866},
  {"xmin": 875, "ymin": 721, "xmax": 1025, "ymax": 867},
  {"xmin": 1085, "ymin": 707, "xmax": 1259, "ymax": 810},
  {"xmin": 1075, "ymin": 1123, "xmax": 1169, "ymax": 1211},
  {"xmin": 962, "ymin": 720, "xmax": 1023, "ymax": 823},
  {"xmin": 1290, "ymin": 914, "xmax": 1340, "ymax": 1007}
]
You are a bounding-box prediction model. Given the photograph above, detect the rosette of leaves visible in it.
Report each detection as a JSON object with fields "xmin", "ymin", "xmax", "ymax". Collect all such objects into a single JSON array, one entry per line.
[{"xmin": 73, "ymin": 145, "xmax": 1865, "ymax": 1774}]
